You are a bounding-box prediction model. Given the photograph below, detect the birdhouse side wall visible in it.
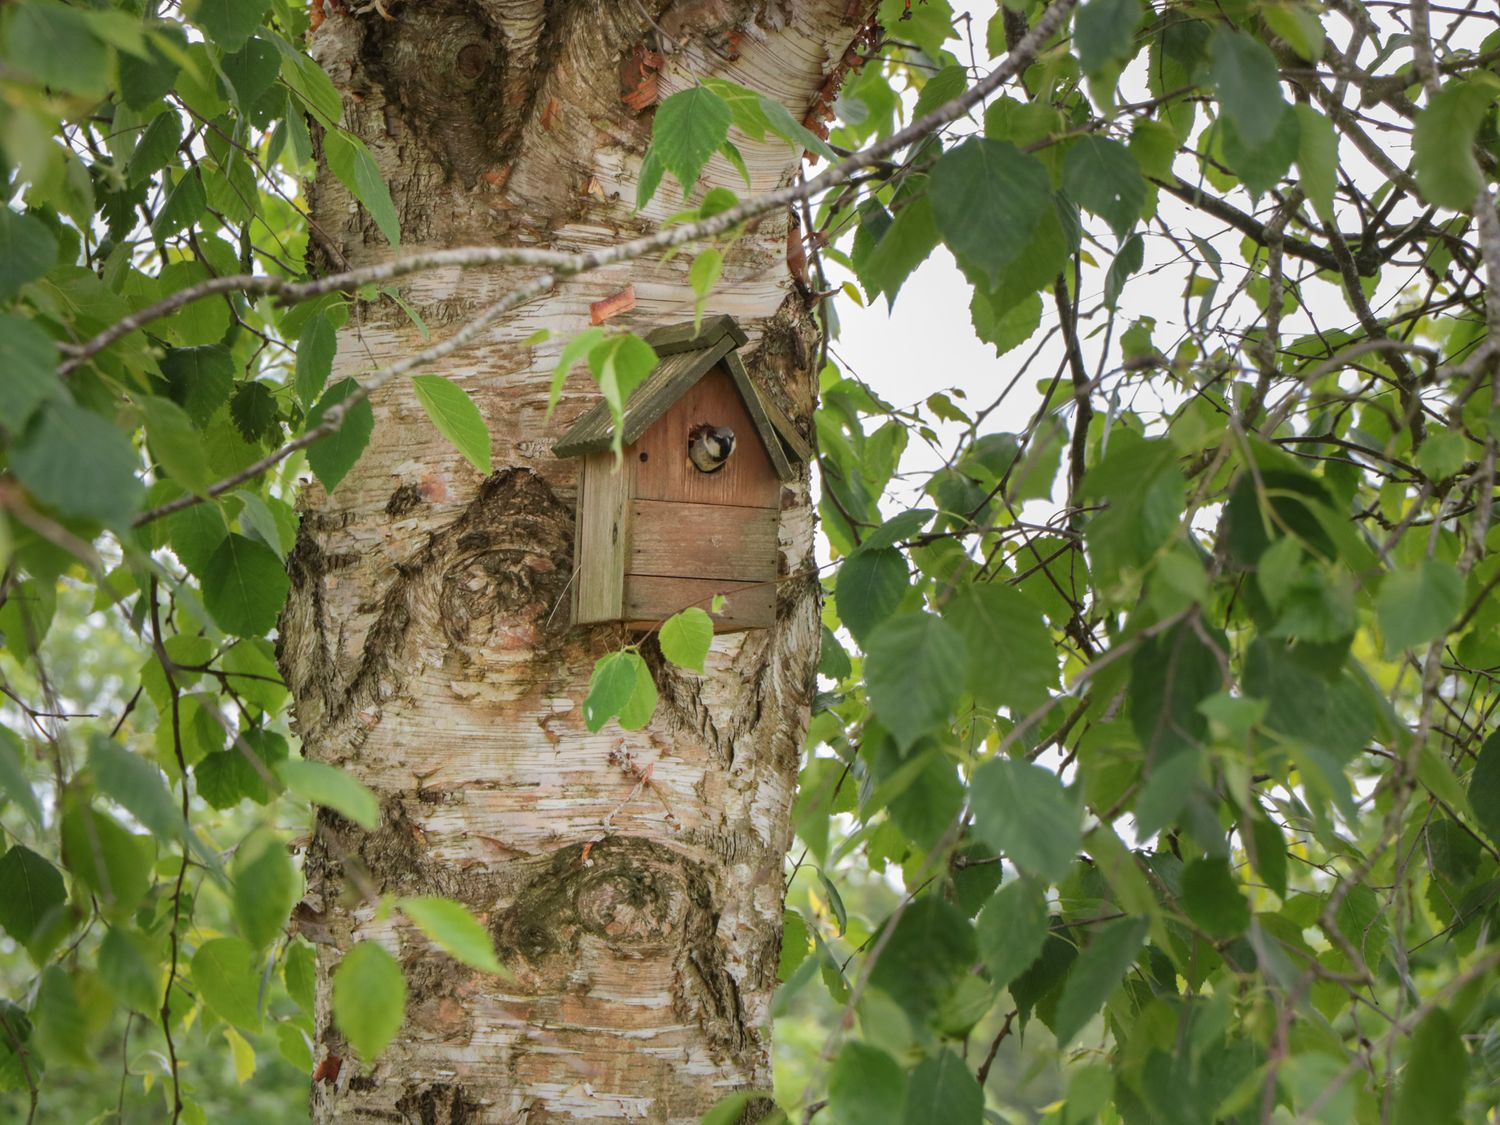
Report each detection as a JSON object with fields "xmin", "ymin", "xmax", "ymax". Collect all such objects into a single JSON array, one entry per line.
[{"xmin": 572, "ymin": 451, "xmax": 635, "ymax": 624}]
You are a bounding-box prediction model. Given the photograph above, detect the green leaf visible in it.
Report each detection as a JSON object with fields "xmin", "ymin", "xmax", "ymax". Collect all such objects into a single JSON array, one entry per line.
[
  {"xmin": 195, "ymin": 749, "xmax": 265, "ymax": 810},
  {"xmin": 868, "ymin": 896, "xmax": 977, "ymax": 1023},
  {"xmin": 943, "ymin": 583, "xmax": 1058, "ymax": 715},
  {"xmin": 190, "ymin": 0, "xmax": 272, "ymax": 54},
  {"xmin": 976, "ymin": 878, "xmax": 1051, "ymax": 989},
  {"xmin": 284, "ymin": 940, "xmax": 316, "ymax": 1013},
  {"xmin": 1219, "ymin": 104, "xmax": 1300, "ymax": 198},
  {"xmin": 912, "ymin": 65, "xmax": 967, "ymax": 121},
  {"xmin": 142, "ymin": 395, "xmax": 214, "ymax": 496},
  {"xmin": 117, "ymin": 27, "xmax": 183, "ymax": 110},
  {"xmin": 191, "ymin": 936, "xmax": 263, "ymax": 1031},
  {"xmin": 1262, "ymin": 3, "xmax": 1325, "ymax": 61},
  {"xmin": 202, "ymin": 533, "xmax": 289, "ymax": 637},
  {"xmin": 1395, "ymin": 1009, "xmax": 1467, "ymax": 1125},
  {"xmin": 161, "ymin": 344, "xmax": 236, "ymax": 426},
  {"xmin": 1129, "ymin": 618, "xmax": 1222, "ymax": 762},
  {"xmin": 688, "ymin": 248, "xmax": 723, "ymax": 330},
  {"xmin": 0, "ymin": 314, "xmax": 59, "ymax": 431},
  {"xmin": 547, "ymin": 326, "xmax": 605, "ymax": 411},
  {"xmin": 233, "ymin": 832, "xmax": 297, "ymax": 951},
  {"xmin": 89, "ymin": 735, "xmax": 180, "ymax": 842},
  {"xmin": 1075, "ymin": 0, "xmax": 1143, "ymax": 75},
  {"xmin": 860, "ymin": 195, "xmax": 941, "ymax": 307},
  {"xmin": 618, "ymin": 651, "xmax": 658, "ymax": 730},
  {"xmin": 276, "ymin": 759, "xmax": 380, "ymax": 830},
  {"xmin": 902, "ymin": 1049, "xmax": 982, "ymax": 1125},
  {"xmin": 1413, "ymin": 80, "xmax": 1493, "ymax": 211},
  {"xmin": 929, "ymin": 138, "xmax": 1052, "ymax": 289},
  {"xmin": 1294, "ymin": 105, "xmax": 1338, "ymax": 221},
  {"xmin": 332, "ymin": 941, "xmax": 407, "ymax": 1060},
  {"xmin": 398, "ymin": 897, "xmax": 507, "ymax": 975},
  {"xmin": 1063, "ymin": 136, "xmax": 1146, "ymax": 238},
  {"xmin": 864, "ymin": 612, "xmax": 968, "ymax": 750},
  {"xmin": 0, "ymin": 728, "xmax": 42, "ymax": 826},
  {"xmin": 1470, "ymin": 731, "xmax": 1500, "ymax": 847},
  {"xmin": 1052, "ymin": 917, "xmax": 1147, "ymax": 1047},
  {"xmin": 588, "ymin": 334, "xmax": 658, "ymax": 446},
  {"xmin": 971, "ymin": 758, "xmax": 1081, "ymax": 882},
  {"xmin": 827, "ymin": 1041, "xmax": 905, "ymax": 1125},
  {"xmin": 1376, "ymin": 559, "xmax": 1463, "ymax": 657},
  {"xmin": 61, "ymin": 805, "xmax": 154, "ymax": 917},
  {"xmin": 701, "ymin": 1092, "xmax": 777, "ymax": 1125},
  {"xmin": 12, "ymin": 401, "xmax": 145, "ymax": 525},
  {"xmin": 1209, "ymin": 27, "xmax": 1287, "ymax": 148},
  {"xmin": 648, "ymin": 86, "xmax": 733, "ymax": 195},
  {"xmin": 323, "ymin": 130, "xmax": 401, "ymax": 246},
  {"xmin": 306, "ymin": 377, "xmax": 375, "ymax": 494},
  {"xmin": 0, "ymin": 209, "xmax": 57, "ymax": 301},
  {"xmin": 659, "ymin": 608, "xmax": 714, "ymax": 674},
  {"xmin": 410, "ymin": 374, "xmax": 493, "ymax": 475},
  {"xmin": 152, "ymin": 168, "xmax": 207, "ymax": 242},
  {"xmin": 98, "ymin": 927, "xmax": 161, "ymax": 1014},
  {"xmin": 127, "ymin": 115, "xmax": 182, "ymax": 191},
  {"xmin": 0, "ymin": 845, "xmax": 66, "ymax": 958},
  {"xmin": 230, "ymin": 380, "xmax": 281, "ymax": 446},
  {"xmin": 221, "ymin": 35, "xmax": 280, "ymax": 108},
  {"xmin": 3, "ymin": 0, "xmax": 107, "ymax": 96},
  {"xmin": 294, "ymin": 312, "xmax": 336, "ymax": 406},
  {"xmin": 1105, "ymin": 233, "xmax": 1145, "ymax": 310},
  {"xmin": 583, "ymin": 652, "xmax": 637, "ymax": 733},
  {"xmin": 835, "ymin": 549, "xmax": 909, "ymax": 643},
  {"xmin": 1181, "ymin": 857, "xmax": 1249, "ymax": 938},
  {"xmin": 1331, "ymin": 881, "xmax": 1387, "ymax": 966},
  {"xmin": 1418, "ymin": 428, "xmax": 1468, "ymax": 482}
]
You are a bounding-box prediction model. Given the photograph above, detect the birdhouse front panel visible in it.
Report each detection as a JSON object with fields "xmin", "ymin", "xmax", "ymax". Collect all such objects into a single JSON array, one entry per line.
[
  {"xmin": 633, "ymin": 368, "xmax": 780, "ymax": 508},
  {"xmin": 555, "ymin": 315, "xmax": 809, "ymax": 633}
]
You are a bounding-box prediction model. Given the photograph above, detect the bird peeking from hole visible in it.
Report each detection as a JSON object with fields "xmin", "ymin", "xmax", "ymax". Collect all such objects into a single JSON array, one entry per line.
[{"xmin": 688, "ymin": 424, "xmax": 735, "ymax": 473}]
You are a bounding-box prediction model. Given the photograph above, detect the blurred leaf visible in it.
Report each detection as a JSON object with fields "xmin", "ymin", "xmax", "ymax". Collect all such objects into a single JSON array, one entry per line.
[
  {"xmin": 276, "ymin": 760, "xmax": 379, "ymax": 830},
  {"xmin": 191, "ymin": 937, "xmax": 263, "ymax": 1031},
  {"xmin": 398, "ymin": 897, "xmax": 507, "ymax": 975},
  {"xmin": 332, "ymin": 941, "xmax": 407, "ymax": 1060}
]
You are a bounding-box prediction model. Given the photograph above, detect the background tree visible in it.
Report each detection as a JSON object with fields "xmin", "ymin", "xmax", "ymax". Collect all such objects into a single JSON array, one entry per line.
[{"xmin": 4, "ymin": 0, "xmax": 1500, "ymax": 1123}]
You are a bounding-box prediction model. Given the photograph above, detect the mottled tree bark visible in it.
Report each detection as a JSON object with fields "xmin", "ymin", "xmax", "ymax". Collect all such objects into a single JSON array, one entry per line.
[{"xmin": 279, "ymin": 2, "xmax": 866, "ymax": 1120}]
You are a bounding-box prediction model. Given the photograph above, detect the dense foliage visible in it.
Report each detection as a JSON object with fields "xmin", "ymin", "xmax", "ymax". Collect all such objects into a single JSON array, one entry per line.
[{"xmin": 3, "ymin": 0, "xmax": 1500, "ymax": 1121}]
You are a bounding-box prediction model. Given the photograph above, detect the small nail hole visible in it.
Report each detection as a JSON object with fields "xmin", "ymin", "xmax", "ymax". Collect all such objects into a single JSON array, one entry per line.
[{"xmin": 639, "ymin": 451, "xmax": 649, "ymax": 462}]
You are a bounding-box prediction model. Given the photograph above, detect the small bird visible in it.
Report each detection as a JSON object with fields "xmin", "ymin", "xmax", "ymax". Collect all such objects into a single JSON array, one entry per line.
[{"xmin": 688, "ymin": 424, "xmax": 736, "ymax": 473}]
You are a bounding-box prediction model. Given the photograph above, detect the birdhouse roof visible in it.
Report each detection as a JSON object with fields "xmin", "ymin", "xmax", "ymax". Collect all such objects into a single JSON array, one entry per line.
[{"xmin": 551, "ymin": 314, "xmax": 812, "ymax": 481}]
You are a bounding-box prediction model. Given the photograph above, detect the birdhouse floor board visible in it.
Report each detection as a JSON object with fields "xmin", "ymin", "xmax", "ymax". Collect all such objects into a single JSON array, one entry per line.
[
  {"xmin": 625, "ymin": 576, "xmax": 776, "ymax": 631},
  {"xmin": 629, "ymin": 500, "xmax": 778, "ymax": 583}
]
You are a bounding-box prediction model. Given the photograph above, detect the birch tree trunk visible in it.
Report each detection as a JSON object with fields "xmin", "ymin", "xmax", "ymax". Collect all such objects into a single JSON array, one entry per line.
[{"xmin": 278, "ymin": 3, "xmax": 865, "ymax": 1120}]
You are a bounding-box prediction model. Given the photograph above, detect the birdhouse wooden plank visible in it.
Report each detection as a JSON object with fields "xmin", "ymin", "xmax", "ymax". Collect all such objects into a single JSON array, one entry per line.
[{"xmin": 554, "ymin": 314, "xmax": 808, "ymax": 633}]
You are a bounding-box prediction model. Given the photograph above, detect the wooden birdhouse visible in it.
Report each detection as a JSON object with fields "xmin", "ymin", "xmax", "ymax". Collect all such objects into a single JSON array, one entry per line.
[{"xmin": 554, "ymin": 314, "xmax": 811, "ymax": 632}]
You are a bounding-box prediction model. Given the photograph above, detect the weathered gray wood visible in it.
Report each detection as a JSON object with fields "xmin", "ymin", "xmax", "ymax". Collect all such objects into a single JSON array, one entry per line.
[
  {"xmin": 629, "ymin": 500, "xmax": 778, "ymax": 582},
  {"xmin": 645, "ymin": 314, "xmax": 747, "ymax": 356},
  {"xmin": 572, "ymin": 451, "xmax": 634, "ymax": 624},
  {"xmin": 625, "ymin": 575, "xmax": 776, "ymax": 632}
]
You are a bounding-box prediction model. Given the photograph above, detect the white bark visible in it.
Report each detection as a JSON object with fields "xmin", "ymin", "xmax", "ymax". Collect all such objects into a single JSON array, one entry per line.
[{"xmin": 280, "ymin": 2, "xmax": 866, "ymax": 1120}]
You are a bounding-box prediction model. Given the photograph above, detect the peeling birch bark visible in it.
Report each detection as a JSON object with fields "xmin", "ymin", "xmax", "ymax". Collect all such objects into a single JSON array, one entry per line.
[{"xmin": 280, "ymin": 2, "xmax": 867, "ymax": 1120}]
